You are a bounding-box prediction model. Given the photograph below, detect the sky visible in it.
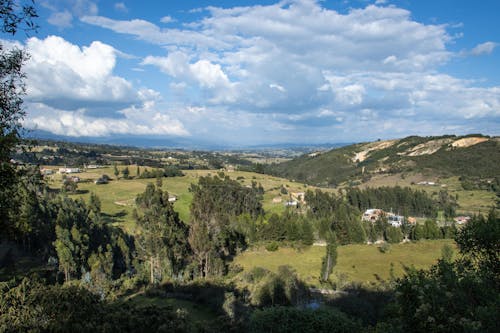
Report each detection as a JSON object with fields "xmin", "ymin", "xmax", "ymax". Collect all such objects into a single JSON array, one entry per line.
[{"xmin": 3, "ymin": 0, "xmax": 500, "ymax": 147}]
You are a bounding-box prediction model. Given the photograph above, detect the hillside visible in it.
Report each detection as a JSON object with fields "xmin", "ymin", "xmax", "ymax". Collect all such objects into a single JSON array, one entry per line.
[{"xmin": 266, "ymin": 135, "xmax": 500, "ymax": 187}]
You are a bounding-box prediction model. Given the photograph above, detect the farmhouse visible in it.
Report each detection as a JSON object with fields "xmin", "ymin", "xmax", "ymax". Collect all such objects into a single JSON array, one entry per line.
[
  {"xmin": 454, "ymin": 216, "xmax": 471, "ymax": 225},
  {"xmin": 387, "ymin": 213, "xmax": 405, "ymax": 227},
  {"xmin": 362, "ymin": 209, "xmax": 384, "ymax": 222},
  {"xmin": 58, "ymin": 167, "xmax": 81, "ymax": 174},
  {"xmin": 85, "ymin": 164, "xmax": 103, "ymax": 169},
  {"xmin": 362, "ymin": 209, "xmax": 409, "ymax": 227},
  {"xmin": 40, "ymin": 168, "xmax": 54, "ymax": 175}
]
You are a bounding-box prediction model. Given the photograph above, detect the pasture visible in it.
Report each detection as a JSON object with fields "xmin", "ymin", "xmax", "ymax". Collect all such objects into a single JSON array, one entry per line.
[
  {"xmin": 234, "ymin": 239, "xmax": 456, "ymax": 287},
  {"xmin": 44, "ymin": 166, "xmax": 319, "ymax": 232}
]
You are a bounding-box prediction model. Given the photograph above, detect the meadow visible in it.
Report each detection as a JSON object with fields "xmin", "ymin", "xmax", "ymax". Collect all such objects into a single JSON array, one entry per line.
[
  {"xmin": 234, "ymin": 239, "xmax": 456, "ymax": 287},
  {"xmin": 45, "ymin": 166, "xmax": 319, "ymax": 232}
]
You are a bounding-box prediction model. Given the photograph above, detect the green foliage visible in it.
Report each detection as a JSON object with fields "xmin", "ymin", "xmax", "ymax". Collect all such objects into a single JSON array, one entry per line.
[
  {"xmin": 265, "ymin": 241, "xmax": 279, "ymax": 252},
  {"xmin": 250, "ymin": 266, "xmax": 309, "ymax": 307},
  {"xmin": 423, "ymin": 219, "xmax": 441, "ymax": 239},
  {"xmin": 392, "ymin": 211, "xmax": 500, "ymax": 332},
  {"xmin": 189, "ymin": 174, "xmax": 263, "ymax": 277},
  {"xmin": 248, "ymin": 306, "xmax": 362, "ymax": 333},
  {"xmin": 320, "ymin": 232, "xmax": 337, "ymax": 282},
  {"xmin": 347, "ymin": 186, "xmax": 438, "ymax": 218},
  {"xmin": 135, "ymin": 183, "xmax": 189, "ymax": 283},
  {"xmin": 455, "ymin": 209, "xmax": 499, "ymax": 275},
  {"xmin": 0, "ymin": 278, "xmax": 190, "ymax": 332},
  {"xmin": 441, "ymin": 243, "xmax": 454, "ymax": 262},
  {"xmin": 121, "ymin": 166, "xmax": 130, "ymax": 179},
  {"xmin": 385, "ymin": 226, "xmax": 403, "ymax": 244},
  {"xmin": 0, "ymin": 0, "xmax": 37, "ymax": 238}
]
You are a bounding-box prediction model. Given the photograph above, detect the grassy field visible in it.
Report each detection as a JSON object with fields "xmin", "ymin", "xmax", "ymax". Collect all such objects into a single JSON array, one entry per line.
[
  {"xmin": 44, "ymin": 166, "xmax": 322, "ymax": 233},
  {"xmin": 234, "ymin": 239, "xmax": 456, "ymax": 287},
  {"xmin": 356, "ymin": 173, "xmax": 496, "ymax": 215}
]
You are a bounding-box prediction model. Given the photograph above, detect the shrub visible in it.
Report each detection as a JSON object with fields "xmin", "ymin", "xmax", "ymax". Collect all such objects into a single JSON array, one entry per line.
[
  {"xmin": 248, "ymin": 306, "xmax": 362, "ymax": 333},
  {"xmin": 265, "ymin": 241, "xmax": 279, "ymax": 252}
]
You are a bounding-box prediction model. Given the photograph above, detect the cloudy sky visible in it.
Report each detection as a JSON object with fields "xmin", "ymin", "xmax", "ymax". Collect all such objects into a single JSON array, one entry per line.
[{"xmin": 5, "ymin": 0, "xmax": 500, "ymax": 146}]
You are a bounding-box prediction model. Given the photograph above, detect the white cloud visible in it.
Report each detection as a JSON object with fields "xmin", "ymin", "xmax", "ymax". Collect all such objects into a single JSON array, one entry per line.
[
  {"xmin": 160, "ymin": 16, "xmax": 175, "ymax": 23},
  {"xmin": 114, "ymin": 2, "xmax": 128, "ymax": 13},
  {"xmin": 24, "ymin": 102, "xmax": 189, "ymax": 137},
  {"xmin": 24, "ymin": 36, "xmax": 138, "ymax": 109},
  {"xmin": 16, "ymin": 36, "xmax": 190, "ymax": 138},
  {"xmin": 47, "ymin": 10, "xmax": 73, "ymax": 28},
  {"xmin": 44, "ymin": 0, "xmax": 98, "ymax": 27},
  {"xmin": 39, "ymin": 0, "xmax": 499, "ymax": 142},
  {"xmin": 470, "ymin": 41, "xmax": 497, "ymax": 56}
]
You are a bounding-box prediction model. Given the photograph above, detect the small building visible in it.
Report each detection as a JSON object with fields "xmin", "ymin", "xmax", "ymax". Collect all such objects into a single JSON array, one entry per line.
[
  {"xmin": 85, "ymin": 164, "xmax": 103, "ymax": 169},
  {"xmin": 284, "ymin": 200, "xmax": 298, "ymax": 207},
  {"xmin": 40, "ymin": 168, "xmax": 54, "ymax": 175},
  {"xmin": 59, "ymin": 167, "xmax": 81, "ymax": 174},
  {"xmin": 387, "ymin": 213, "xmax": 404, "ymax": 227},
  {"xmin": 168, "ymin": 195, "xmax": 177, "ymax": 203},
  {"xmin": 362, "ymin": 209, "xmax": 384, "ymax": 222},
  {"xmin": 454, "ymin": 216, "xmax": 471, "ymax": 225}
]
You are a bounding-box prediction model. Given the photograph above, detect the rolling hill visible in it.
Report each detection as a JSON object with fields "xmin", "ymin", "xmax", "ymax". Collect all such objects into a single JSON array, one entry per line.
[{"xmin": 266, "ymin": 135, "xmax": 500, "ymax": 187}]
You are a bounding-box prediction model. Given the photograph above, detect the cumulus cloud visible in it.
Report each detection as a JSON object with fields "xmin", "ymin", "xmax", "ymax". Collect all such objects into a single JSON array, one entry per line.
[
  {"xmin": 12, "ymin": 35, "xmax": 189, "ymax": 138},
  {"xmin": 24, "ymin": 36, "xmax": 138, "ymax": 110},
  {"xmin": 49, "ymin": 0, "xmax": 500, "ymax": 142},
  {"xmin": 24, "ymin": 102, "xmax": 189, "ymax": 137}
]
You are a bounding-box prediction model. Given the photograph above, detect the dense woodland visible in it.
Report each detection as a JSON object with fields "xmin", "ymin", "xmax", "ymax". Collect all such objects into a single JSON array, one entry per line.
[{"xmin": 1, "ymin": 2, "xmax": 499, "ymax": 332}]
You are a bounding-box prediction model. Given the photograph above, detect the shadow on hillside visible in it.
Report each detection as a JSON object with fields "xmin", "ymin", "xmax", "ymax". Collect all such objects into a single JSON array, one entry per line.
[
  {"xmin": 102, "ymin": 210, "xmax": 128, "ymax": 223},
  {"xmin": 325, "ymin": 287, "xmax": 394, "ymax": 325}
]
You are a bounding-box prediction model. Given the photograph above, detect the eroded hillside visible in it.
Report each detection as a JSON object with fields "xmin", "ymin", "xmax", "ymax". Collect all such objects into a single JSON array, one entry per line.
[{"xmin": 267, "ymin": 135, "xmax": 500, "ymax": 187}]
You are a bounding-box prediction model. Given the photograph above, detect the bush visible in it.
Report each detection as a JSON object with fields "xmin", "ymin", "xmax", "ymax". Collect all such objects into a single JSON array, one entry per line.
[
  {"xmin": 385, "ymin": 226, "xmax": 403, "ymax": 243},
  {"xmin": 248, "ymin": 306, "xmax": 362, "ymax": 333},
  {"xmin": 250, "ymin": 266, "xmax": 308, "ymax": 307},
  {"xmin": 265, "ymin": 241, "xmax": 279, "ymax": 252},
  {"xmin": 378, "ymin": 243, "xmax": 391, "ymax": 253}
]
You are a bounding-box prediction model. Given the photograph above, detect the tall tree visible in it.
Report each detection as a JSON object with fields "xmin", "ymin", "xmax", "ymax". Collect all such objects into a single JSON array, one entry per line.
[
  {"xmin": 320, "ymin": 232, "xmax": 337, "ymax": 282},
  {"xmin": 135, "ymin": 183, "xmax": 189, "ymax": 283},
  {"xmin": 0, "ymin": 0, "xmax": 37, "ymax": 237}
]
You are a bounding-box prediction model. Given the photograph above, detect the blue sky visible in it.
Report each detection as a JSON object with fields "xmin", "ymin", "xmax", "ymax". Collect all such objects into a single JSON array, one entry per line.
[{"xmin": 4, "ymin": 0, "xmax": 499, "ymax": 146}]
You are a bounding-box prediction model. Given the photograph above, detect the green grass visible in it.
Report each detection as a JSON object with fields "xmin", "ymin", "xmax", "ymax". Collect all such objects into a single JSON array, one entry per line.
[
  {"xmin": 234, "ymin": 239, "xmax": 456, "ymax": 287},
  {"xmin": 45, "ymin": 167, "xmax": 321, "ymax": 233}
]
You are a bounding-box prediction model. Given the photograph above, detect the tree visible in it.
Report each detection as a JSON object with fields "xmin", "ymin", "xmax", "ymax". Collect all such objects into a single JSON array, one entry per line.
[
  {"xmin": 392, "ymin": 211, "xmax": 499, "ymax": 332},
  {"xmin": 113, "ymin": 164, "xmax": 119, "ymax": 179},
  {"xmin": 320, "ymin": 232, "xmax": 337, "ymax": 282},
  {"xmin": 121, "ymin": 166, "xmax": 129, "ymax": 179},
  {"xmin": 135, "ymin": 184, "xmax": 189, "ymax": 283},
  {"xmin": 0, "ymin": 0, "xmax": 38, "ymax": 238},
  {"xmin": 188, "ymin": 219, "xmax": 212, "ymax": 278}
]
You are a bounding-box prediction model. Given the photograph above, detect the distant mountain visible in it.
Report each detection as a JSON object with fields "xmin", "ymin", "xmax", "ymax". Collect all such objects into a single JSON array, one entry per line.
[
  {"xmin": 25, "ymin": 130, "xmax": 351, "ymax": 151},
  {"xmin": 266, "ymin": 135, "xmax": 500, "ymax": 187}
]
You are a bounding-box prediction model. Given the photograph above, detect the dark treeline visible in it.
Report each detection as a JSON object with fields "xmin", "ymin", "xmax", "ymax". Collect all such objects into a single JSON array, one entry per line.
[
  {"xmin": 346, "ymin": 186, "xmax": 440, "ymax": 217},
  {"xmin": 137, "ymin": 165, "xmax": 184, "ymax": 179}
]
